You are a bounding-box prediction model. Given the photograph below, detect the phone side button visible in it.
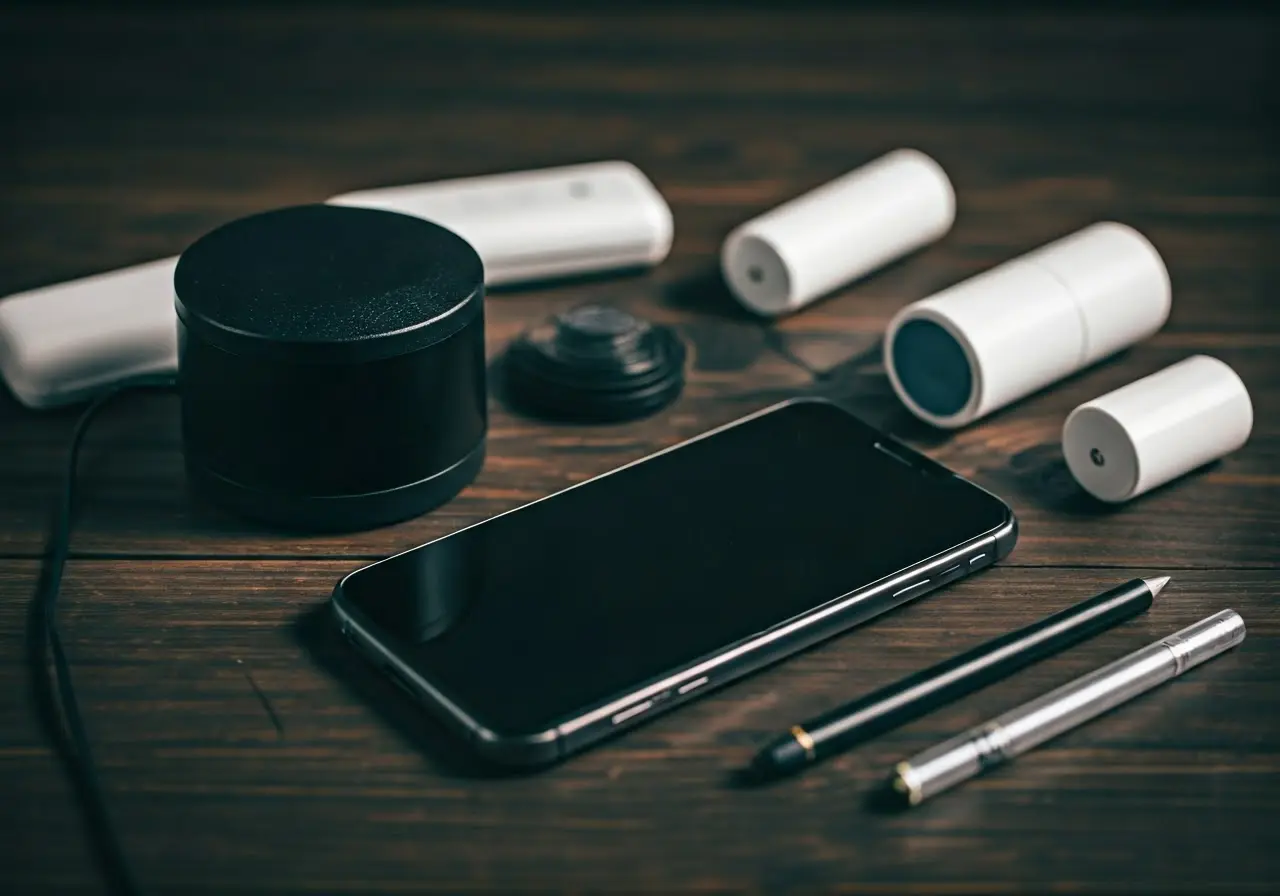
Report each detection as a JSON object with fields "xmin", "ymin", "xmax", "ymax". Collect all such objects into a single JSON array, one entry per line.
[
  {"xmin": 677, "ymin": 676, "xmax": 709, "ymax": 695},
  {"xmin": 936, "ymin": 564, "xmax": 965, "ymax": 586},
  {"xmin": 611, "ymin": 700, "xmax": 654, "ymax": 725},
  {"xmin": 969, "ymin": 552, "xmax": 990, "ymax": 570},
  {"xmin": 892, "ymin": 579, "xmax": 932, "ymax": 600}
]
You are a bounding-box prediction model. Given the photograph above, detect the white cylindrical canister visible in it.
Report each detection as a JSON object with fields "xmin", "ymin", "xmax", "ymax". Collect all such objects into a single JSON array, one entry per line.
[
  {"xmin": 884, "ymin": 222, "xmax": 1171, "ymax": 429},
  {"xmin": 1062, "ymin": 355, "xmax": 1253, "ymax": 503},
  {"xmin": 721, "ymin": 149, "xmax": 956, "ymax": 316}
]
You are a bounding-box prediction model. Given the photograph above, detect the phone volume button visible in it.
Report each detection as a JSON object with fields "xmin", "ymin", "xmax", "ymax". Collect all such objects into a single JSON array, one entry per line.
[
  {"xmin": 677, "ymin": 676, "xmax": 709, "ymax": 695},
  {"xmin": 611, "ymin": 700, "xmax": 654, "ymax": 725},
  {"xmin": 892, "ymin": 579, "xmax": 933, "ymax": 600}
]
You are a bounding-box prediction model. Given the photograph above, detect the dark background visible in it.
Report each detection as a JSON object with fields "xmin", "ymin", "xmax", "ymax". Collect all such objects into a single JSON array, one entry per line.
[{"xmin": 1, "ymin": 2, "xmax": 1278, "ymax": 893}]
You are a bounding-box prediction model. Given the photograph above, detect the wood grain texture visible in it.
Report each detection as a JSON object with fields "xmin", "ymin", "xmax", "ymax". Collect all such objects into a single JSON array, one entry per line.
[
  {"xmin": 3, "ymin": 561, "xmax": 1279, "ymax": 893},
  {"xmin": 1, "ymin": 4, "xmax": 1278, "ymax": 893}
]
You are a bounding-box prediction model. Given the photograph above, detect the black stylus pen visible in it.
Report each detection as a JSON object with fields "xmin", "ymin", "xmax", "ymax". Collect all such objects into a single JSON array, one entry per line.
[{"xmin": 744, "ymin": 576, "xmax": 1168, "ymax": 782}]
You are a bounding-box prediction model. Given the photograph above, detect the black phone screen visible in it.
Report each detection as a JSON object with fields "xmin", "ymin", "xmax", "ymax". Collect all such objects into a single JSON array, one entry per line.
[{"xmin": 335, "ymin": 399, "xmax": 1010, "ymax": 736}]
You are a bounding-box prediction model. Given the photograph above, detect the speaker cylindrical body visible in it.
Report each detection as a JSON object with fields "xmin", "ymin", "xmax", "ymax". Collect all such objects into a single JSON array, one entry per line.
[
  {"xmin": 721, "ymin": 149, "xmax": 956, "ymax": 316},
  {"xmin": 885, "ymin": 222, "xmax": 1171, "ymax": 429},
  {"xmin": 175, "ymin": 204, "xmax": 487, "ymax": 531}
]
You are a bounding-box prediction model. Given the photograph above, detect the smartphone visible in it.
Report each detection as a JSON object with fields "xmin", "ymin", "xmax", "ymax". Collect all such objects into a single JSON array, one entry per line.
[{"xmin": 331, "ymin": 397, "xmax": 1016, "ymax": 766}]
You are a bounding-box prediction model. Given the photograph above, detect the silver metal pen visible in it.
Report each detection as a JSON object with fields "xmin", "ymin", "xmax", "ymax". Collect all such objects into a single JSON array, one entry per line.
[{"xmin": 891, "ymin": 608, "xmax": 1246, "ymax": 806}]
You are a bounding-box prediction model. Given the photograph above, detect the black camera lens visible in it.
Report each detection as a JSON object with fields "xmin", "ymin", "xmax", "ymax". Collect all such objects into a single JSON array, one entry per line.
[{"xmin": 503, "ymin": 304, "xmax": 686, "ymax": 423}]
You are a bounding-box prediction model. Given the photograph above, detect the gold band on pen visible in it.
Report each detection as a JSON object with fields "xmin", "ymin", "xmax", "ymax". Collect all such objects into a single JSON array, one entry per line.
[{"xmin": 790, "ymin": 725, "xmax": 816, "ymax": 761}]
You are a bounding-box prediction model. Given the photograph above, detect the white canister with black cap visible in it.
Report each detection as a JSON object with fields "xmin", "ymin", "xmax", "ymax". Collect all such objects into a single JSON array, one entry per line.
[{"xmin": 884, "ymin": 222, "xmax": 1172, "ymax": 429}]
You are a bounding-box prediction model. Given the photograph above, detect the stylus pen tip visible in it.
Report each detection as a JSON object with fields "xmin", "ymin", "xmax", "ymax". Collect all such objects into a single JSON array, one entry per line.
[{"xmin": 1144, "ymin": 575, "xmax": 1172, "ymax": 598}]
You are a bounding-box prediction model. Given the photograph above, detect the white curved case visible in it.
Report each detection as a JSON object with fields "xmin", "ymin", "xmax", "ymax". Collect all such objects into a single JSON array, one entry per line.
[{"xmin": 0, "ymin": 161, "xmax": 674, "ymax": 408}]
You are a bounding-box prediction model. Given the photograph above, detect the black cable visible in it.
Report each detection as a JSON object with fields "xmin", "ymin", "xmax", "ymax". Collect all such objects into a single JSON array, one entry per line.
[{"xmin": 29, "ymin": 375, "xmax": 177, "ymax": 896}]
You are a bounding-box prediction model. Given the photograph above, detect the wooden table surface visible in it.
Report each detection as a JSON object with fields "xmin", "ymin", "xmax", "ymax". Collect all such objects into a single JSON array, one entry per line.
[{"xmin": 2, "ymin": 4, "xmax": 1278, "ymax": 893}]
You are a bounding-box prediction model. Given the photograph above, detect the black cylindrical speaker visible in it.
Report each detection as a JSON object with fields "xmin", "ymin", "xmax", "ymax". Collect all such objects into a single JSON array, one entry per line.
[{"xmin": 175, "ymin": 204, "xmax": 487, "ymax": 531}]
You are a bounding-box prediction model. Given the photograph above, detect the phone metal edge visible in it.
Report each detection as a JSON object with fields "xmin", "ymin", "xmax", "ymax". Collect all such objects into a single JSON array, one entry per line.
[
  {"xmin": 330, "ymin": 397, "xmax": 1019, "ymax": 766},
  {"xmin": 330, "ymin": 397, "xmax": 833, "ymax": 765},
  {"xmin": 555, "ymin": 516, "xmax": 1014, "ymax": 755},
  {"xmin": 332, "ymin": 510, "xmax": 1016, "ymax": 768},
  {"xmin": 330, "ymin": 590, "xmax": 563, "ymax": 763}
]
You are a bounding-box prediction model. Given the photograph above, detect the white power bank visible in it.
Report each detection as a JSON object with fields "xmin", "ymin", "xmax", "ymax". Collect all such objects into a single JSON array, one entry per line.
[
  {"xmin": 0, "ymin": 161, "xmax": 674, "ymax": 408},
  {"xmin": 0, "ymin": 256, "xmax": 182, "ymax": 408},
  {"xmin": 327, "ymin": 160, "xmax": 673, "ymax": 286}
]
